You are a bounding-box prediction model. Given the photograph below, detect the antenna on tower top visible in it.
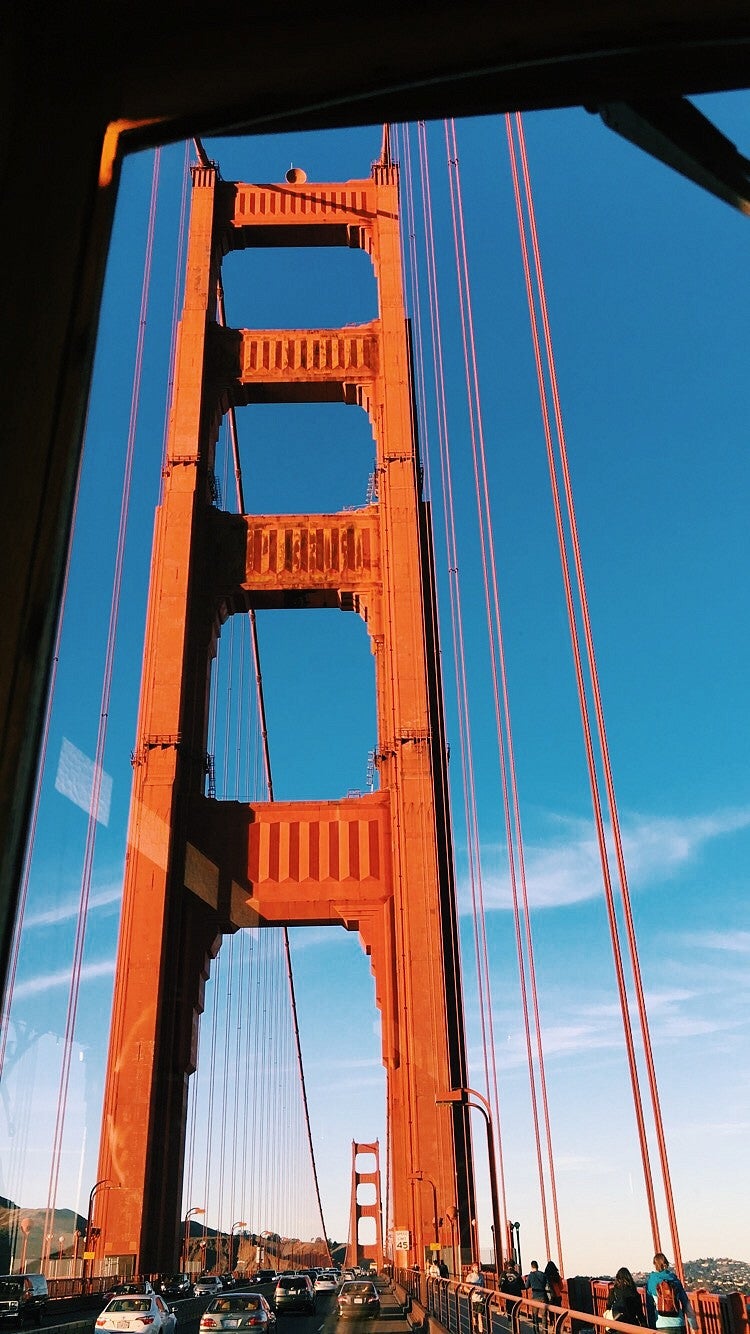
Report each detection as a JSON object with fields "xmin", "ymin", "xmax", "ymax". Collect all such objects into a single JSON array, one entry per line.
[{"xmin": 380, "ymin": 123, "xmax": 392, "ymax": 167}]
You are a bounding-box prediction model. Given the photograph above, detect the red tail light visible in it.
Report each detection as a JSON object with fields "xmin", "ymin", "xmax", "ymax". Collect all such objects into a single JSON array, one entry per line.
[{"xmin": 136, "ymin": 1318, "xmax": 155, "ymax": 1325}]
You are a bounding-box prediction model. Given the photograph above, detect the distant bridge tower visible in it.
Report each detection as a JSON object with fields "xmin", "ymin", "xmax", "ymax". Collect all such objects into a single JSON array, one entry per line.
[
  {"xmin": 345, "ymin": 1141, "xmax": 384, "ymax": 1272},
  {"xmin": 96, "ymin": 147, "xmax": 476, "ymax": 1274}
]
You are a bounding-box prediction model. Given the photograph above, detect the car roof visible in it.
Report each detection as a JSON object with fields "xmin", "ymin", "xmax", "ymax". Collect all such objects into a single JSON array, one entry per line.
[{"xmin": 207, "ymin": 1296, "xmax": 262, "ymax": 1309}]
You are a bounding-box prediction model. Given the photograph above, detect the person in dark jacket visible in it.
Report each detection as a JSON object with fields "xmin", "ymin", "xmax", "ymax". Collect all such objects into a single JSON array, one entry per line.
[
  {"xmin": 500, "ymin": 1263, "xmax": 524, "ymax": 1299},
  {"xmin": 544, "ymin": 1262, "xmax": 563, "ymax": 1307},
  {"xmin": 499, "ymin": 1263, "xmax": 524, "ymax": 1331},
  {"xmin": 609, "ymin": 1268, "xmax": 645, "ymax": 1326}
]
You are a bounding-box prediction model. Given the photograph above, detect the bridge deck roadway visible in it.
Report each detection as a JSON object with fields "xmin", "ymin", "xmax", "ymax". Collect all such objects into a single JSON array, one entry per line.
[{"xmin": 41, "ymin": 1280, "xmax": 417, "ymax": 1334}]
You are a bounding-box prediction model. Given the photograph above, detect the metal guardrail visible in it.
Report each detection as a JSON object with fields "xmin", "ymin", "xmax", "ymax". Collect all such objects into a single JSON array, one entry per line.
[
  {"xmin": 47, "ymin": 1278, "xmax": 120, "ymax": 1299},
  {"xmin": 393, "ymin": 1270, "xmax": 750, "ymax": 1334}
]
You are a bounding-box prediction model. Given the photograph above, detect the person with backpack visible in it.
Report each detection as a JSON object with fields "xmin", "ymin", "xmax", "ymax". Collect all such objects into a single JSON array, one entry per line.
[{"xmin": 646, "ymin": 1254, "xmax": 697, "ymax": 1331}]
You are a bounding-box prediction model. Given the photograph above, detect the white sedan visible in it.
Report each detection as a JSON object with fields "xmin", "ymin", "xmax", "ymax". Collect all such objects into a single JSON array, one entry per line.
[
  {"xmin": 96, "ymin": 1295, "xmax": 176, "ymax": 1334},
  {"xmin": 200, "ymin": 1293, "xmax": 276, "ymax": 1332},
  {"xmin": 313, "ymin": 1274, "xmax": 337, "ymax": 1292}
]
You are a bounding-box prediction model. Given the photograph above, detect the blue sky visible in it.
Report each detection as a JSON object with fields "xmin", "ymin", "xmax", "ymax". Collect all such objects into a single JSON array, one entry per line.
[{"xmin": 1, "ymin": 96, "xmax": 749, "ymax": 1279}]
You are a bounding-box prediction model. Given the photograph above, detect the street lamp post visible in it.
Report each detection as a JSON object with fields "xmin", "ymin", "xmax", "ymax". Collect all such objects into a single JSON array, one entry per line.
[
  {"xmin": 436, "ymin": 1087, "xmax": 503, "ymax": 1278},
  {"xmin": 229, "ymin": 1222, "xmax": 247, "ymax": 1274},
  {"xmin": 409, "ymin": 1171, "xmax": 439, "ymax": 1266},
  {"xmin": 19, "ymin": 1218, "xmax": 31, "ymax": 1275},
  {"xmin": 84, "ymin": 1180, "xmax": 112, "ymax": 1291},
  {"xmin": 183, "ymin": 1208, "xmax": 205, "ymax": 1271},
  {"xmin": 509, "ymin": 1222, "xmax": 522, "ymax": 1274}
]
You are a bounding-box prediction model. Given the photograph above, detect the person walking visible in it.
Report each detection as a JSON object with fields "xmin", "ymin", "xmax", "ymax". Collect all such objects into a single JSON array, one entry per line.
[
  {"xmin": 646, "ymin": 1255, "xmax": 697, "ymax": 1332},
  {"xmin": 428, "ymin": 1259, "xmax": 441, "ymax": 1279},
  {"xmin": 525, "ymin": 1262, "xmax": 549, "ymax": 1332},
  {"xmin": 608, "ymin": 1268, "xmax": 645, "ymax": 1326},
  {"xmin": 465, "ymin": 1263, "xmax": 485, "ymax": 1334},
  {"xmin": 544, "ymin": 1262, "xmax": 563, "ymax": 1330},
  {"xmin": 499, "ymin": 1262, "xmax": 524, "ymax": 1330},
  {"xmin": 500, "ymin": 1263, "xmax": 524, "ymax": 1299}
]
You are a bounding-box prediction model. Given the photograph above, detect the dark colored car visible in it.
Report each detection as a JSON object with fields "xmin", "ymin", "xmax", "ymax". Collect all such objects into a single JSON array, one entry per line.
[
  {"xmin": 273, "ymin": 1276, "xmax": 316, "ymax": 1315},
  {"xmin": 160, "ymin": 1275, "xmax": 193, "ymax": 1299},
  {"xmin": 106, "ymin": 1283, "xmax": 155, "ymax": 1299},
  {"xmin": 0, "ymin": 1275, "xmax": 49, "ymax": 1326},
  {"xmin": 251, "ymin": 1272, "xmax": 277, "ymax": 1287},
  {"xmin": 336, "ymin": 1281, "xmax": 380, "ymax": 1320}
]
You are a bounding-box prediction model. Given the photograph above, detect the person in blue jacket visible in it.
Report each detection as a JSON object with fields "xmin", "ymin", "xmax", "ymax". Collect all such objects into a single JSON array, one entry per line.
[{"xmin": 645, "ymin": 1254, "xmax": 697, "ymax": 1331}]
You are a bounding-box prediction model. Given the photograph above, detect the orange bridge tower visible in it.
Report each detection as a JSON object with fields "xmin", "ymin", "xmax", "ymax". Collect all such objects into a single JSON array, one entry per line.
[
  {"xmin": 97, "ymin": 148, "xmax": 476, "ymax": 1274},
  {"xmin": 345, "ymin": 1141, "xmax": 384, "ymax": 1273}
]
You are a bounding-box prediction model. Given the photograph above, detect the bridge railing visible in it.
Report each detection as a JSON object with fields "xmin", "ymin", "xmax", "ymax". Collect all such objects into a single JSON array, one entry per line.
[
  {"xmin": 393, "ymin": 1270, "xmax": 750, "ymax": 1334},
  {"xmin": 47, "ymin": 1277, "xmax": 120, "ymax": 1299}
]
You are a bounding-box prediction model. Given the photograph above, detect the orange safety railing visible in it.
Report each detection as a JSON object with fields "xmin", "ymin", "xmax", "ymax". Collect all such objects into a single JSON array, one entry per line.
[{"xmin": 392, "ymin": 1269, "xmax": 750, "ymax": 1334}]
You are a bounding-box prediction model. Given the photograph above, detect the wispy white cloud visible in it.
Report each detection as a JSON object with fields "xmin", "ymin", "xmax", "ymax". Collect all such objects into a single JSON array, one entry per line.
[
  {"xmin": 679, "ymin": 929, "xmax": 750, "ymax": 954},
  {"xmin": 554, "ymin": 1153, "xmax": 616, "ymax": 1174},
  {"xmin": 24, "ymin": 885, "xmax": 122, "ymax": 930},
  {"xmin": 12, "ymin": 958, "xmax": 115, "ymax": 1000},
  {"xmin": 288, "ymin": 925, "xmax": 353, "ymax": 952},
  {"xmin": 466, "ymin": 806, "xmax": 750, "ymax": 911},
  {"xmin": 318, "ymin": 1055, "xmax": 382, "ymax": 1072},
  {"xmin": 671, "ymin": 1118, "xmax": 750, "ymax": 1141}
]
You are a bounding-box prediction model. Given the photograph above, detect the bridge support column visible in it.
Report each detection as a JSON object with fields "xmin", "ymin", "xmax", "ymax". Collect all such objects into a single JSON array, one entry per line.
[{"xmin": 98, "ymin": 152, "xmax": 476, "ymax": 1274}]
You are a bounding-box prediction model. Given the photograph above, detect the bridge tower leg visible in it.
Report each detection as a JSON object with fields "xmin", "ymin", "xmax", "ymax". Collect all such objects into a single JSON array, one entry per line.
[{"xmin": 97, "ymin": 151, "xmax": 476, "ymax": 1275}]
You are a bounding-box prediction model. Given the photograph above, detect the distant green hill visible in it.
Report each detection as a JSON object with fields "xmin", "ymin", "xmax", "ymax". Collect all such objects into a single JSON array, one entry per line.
[
  {"xmin": 683, "ymin": 1258, "xmax": 750, "ymax": 1296},
  {"xmin": 0, "ymin": 1202, "xmax": 87, "ymax": 1273}
]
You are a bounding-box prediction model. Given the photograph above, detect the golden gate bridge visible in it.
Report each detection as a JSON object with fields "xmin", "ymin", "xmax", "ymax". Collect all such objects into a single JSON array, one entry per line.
[{"xmin": 1, "ymin": 8, "xmax": 748, "ymax": 1329}]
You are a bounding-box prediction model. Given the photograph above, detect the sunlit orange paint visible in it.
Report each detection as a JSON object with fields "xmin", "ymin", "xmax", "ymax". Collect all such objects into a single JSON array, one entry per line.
[{"xmin": 97, "ymin": 155, "xmax": 475, "ymax": 1273}]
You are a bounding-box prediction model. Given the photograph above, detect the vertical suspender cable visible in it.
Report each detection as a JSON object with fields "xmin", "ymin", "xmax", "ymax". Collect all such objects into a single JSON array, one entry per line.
[
  {"xmin": 209, "ymin": 227, "xmax": 330, "ymax": 1249},
  {"xmin": 42, "ymin": 148, "xmax": 162, "ymax": 1246},
  {"xmin": 444, "ymin": 117, "xmax": 565, "ymax": 1268},
  {"xmin": 506, "ymin": 104, "xmax": 661, "ymax": 1247},
  {"xmin": 410, "ymin": 120, "xmax": 510, "ymax": 1246},
  {"xmin": 513, "ymin": 113, "xmax": 683, "ymax": 1272},
  {"xmin": 506, "ymin": 112, "xmax": 684, "ymax": 1268}
]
